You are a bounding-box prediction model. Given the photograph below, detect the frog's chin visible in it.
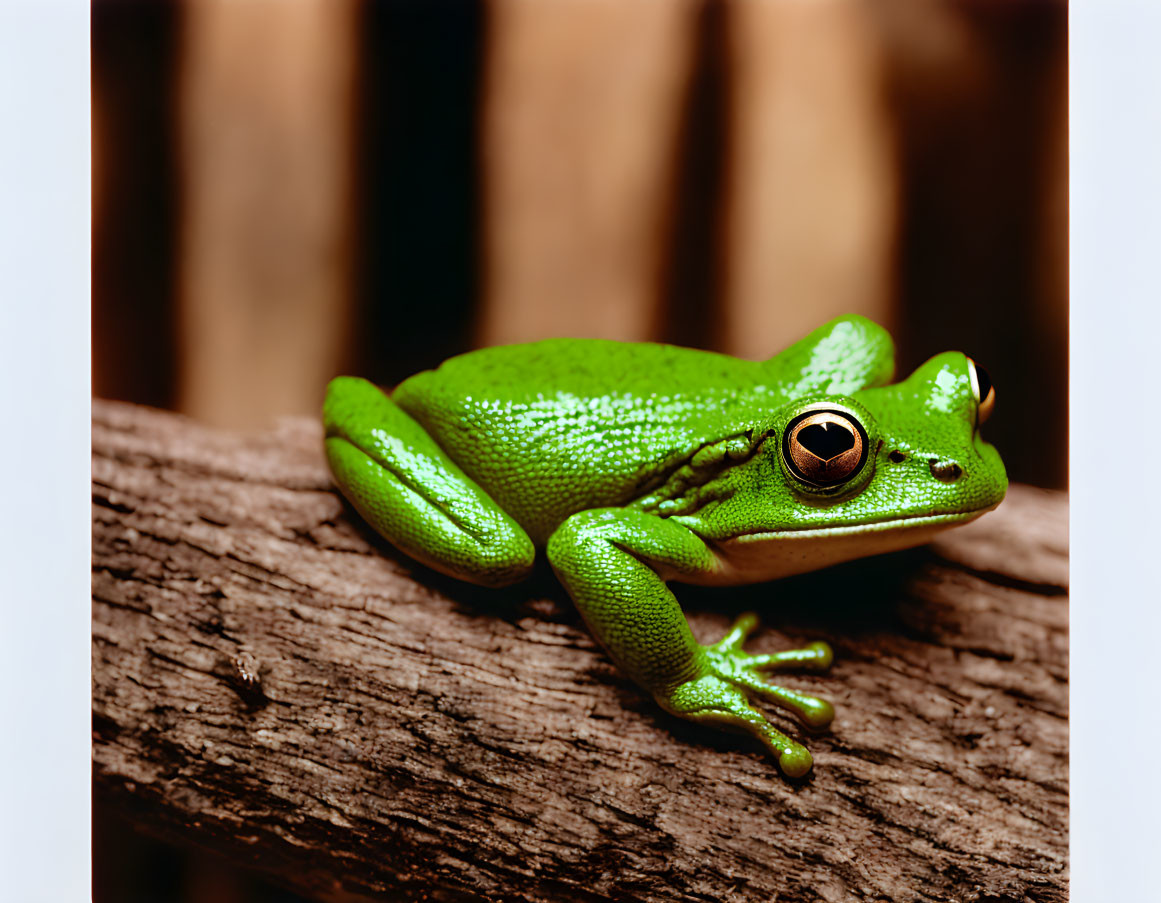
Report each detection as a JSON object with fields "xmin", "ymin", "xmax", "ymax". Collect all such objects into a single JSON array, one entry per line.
[{"xmin": 694, "ymin": 508, "xmax": 995, "ymax": 587}]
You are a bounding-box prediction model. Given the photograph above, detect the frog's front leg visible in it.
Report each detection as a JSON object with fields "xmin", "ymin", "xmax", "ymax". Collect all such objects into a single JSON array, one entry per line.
[
  {"xmin": 547, "ymin": 509, "xmax": 834, "ymax": 777},
  {"xmin": 324, "ymin": 377, "xmax": 535, "ymax": 587}
]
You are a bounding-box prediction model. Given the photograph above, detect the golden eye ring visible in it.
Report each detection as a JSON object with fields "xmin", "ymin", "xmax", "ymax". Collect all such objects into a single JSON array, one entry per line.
[
  {"xmin": 967, "ymin": 357, "xmax": 996, "ymax": 424},
  {"xmin": 782, "ymin": 409, "xmax": 869, "ymax": 488}
]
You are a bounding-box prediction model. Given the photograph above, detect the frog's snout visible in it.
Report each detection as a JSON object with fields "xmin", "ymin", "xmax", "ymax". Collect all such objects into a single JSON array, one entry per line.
[{"xmin": 919, "ymin": 439, "xmax": 1008, "ymax": 513}]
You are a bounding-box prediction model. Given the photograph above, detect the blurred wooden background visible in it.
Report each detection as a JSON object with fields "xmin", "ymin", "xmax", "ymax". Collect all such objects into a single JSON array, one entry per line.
[
  {"xmin": 92, "ymin": 1, "xmax": 1065, "ymax": 899},
  {"xmin": 93, "ymin": 0, "xmax": 1066, "ymax": 488}
]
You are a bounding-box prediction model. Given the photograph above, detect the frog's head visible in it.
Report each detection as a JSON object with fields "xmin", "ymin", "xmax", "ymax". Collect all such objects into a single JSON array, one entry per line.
[
  {"xmin": 764, "ymin": 351, "xmax": 1007, "ymax": 531},
  {"xmin": 705, "ymin": 352, "xmax": 1006, "ymax": 582},
  {"xmin": 857, "ymin": 351, "xmax": 1006, "ymax": 517}
]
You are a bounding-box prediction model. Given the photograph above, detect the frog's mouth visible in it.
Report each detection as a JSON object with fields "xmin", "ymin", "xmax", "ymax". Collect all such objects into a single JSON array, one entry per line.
[
  {"xmin": 732, "ymin": 506, "xmax": 996, "ymax": 540},
  {"xmin": 697, "ymin": 505, "xmax": 999, "ymax": 586}
]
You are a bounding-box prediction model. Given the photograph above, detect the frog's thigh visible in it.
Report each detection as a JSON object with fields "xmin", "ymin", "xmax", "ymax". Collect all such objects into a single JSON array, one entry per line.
[
  {"xmin": 324, "ymin": 377, "xmax": 534, "ymax": 587},
  {"xmin": 546, "ymin": 508, "xmax": 716, "ymax": 692}
]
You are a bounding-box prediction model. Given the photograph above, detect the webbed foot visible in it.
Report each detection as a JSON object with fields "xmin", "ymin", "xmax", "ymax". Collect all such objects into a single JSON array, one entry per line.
[{"xmin": 660, "ymin": 613, "xmax": 834, "ymax": 777}]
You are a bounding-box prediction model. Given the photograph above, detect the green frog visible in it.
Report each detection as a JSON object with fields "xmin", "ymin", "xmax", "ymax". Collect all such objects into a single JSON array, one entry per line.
[{"xmin": 323, "ymin": 315, "xmax": 1006, "ymax": 776}]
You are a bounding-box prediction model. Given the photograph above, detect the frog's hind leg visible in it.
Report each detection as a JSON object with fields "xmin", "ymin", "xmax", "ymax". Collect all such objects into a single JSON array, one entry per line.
[{"xmin": 323, "ymin": 376, "xmax": 535, "ymax": 587}]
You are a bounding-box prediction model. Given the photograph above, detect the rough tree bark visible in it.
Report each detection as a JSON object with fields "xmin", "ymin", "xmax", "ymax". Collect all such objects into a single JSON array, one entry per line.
[{"xmin": 92, "ymin": 399, "xmax": 1067, "ymax": 902}]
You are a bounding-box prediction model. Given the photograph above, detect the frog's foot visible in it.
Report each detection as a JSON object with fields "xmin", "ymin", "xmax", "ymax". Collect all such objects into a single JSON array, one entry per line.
[
  {"xmin": 707, "ymin": 612, "xmax": 835, "ymax": 727},
  {"xmin": 660, "ymin": 613, "xmax": 835, "ymax": 777}
]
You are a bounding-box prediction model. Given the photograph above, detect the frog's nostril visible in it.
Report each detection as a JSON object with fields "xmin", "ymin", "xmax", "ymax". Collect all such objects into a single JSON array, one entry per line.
[{"xmin": 929, "ymin": 459, "xmax": 963, "ymax": 483}]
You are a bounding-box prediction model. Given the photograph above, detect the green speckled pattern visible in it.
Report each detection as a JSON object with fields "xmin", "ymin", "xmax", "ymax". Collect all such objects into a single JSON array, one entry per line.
[
  {"xmin": 322, "ymin": 315, "xmax": 1007, "ymax": 776},
  {"xmin": 392, "ymin": 316, "xmax": 894, "ymax": 543}
]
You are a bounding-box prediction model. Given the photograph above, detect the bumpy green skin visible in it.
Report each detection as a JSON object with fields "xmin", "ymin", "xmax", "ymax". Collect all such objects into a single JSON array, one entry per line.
[{"xmin": 323, "ymin": 316, "xmax": 1007, "ymax": 777}]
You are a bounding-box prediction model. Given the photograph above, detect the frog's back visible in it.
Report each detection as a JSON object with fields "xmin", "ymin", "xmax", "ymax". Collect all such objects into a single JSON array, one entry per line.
[{"xmin": 392, "ymin": 338, "xmax": 780, "ymax": 542}]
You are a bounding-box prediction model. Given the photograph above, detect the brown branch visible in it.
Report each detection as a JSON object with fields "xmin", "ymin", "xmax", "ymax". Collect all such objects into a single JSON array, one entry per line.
[{"xmin": 92, "ymin": 398, "xmax": 1068, "ymax": 902}]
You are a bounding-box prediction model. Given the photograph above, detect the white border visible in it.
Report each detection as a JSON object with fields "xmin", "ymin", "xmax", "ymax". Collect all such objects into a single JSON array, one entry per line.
[
  {"xmin": 1071, "ymin": 2, "xmax": 1161, "ymax": 899},
  {"xmin": 0, "ymin": 1, "xmax": 92, "ymax": 900},
  {"xmin": 0, "ymin": 1, "xmax": 1156, "ymax": 899}
]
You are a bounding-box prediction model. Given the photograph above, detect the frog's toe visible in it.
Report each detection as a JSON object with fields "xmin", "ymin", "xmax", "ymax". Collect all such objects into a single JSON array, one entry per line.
[
  {"xmin": 777, "ymin": 745, "xmax": 815, "ymax": 779},
  {"xmin": 709, "ymin": 611, "xmax": 761, "ymax": 654},
  {"xmin": 729, "ymin": 669, "xmax": 835, "ymax": 730},
  {"xmin": 801, "ymin": 695, "xmax": 835, "ymax": 730},
  {"xmin": 747, "ymin": 640, "xmax": 834, "ymax": 673},
  {"xmin": 661, "ymin": 676, "xmax": 816, "ymax": 778},
  {"xmin": 710, "ymin": 614, "xmax": 833, "ymax": 673}
]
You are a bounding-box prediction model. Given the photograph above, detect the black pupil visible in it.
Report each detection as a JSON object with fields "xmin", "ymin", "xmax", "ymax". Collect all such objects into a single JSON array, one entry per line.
[
  {"xmin": 974, "ymin": 363, "xmax": 992, "ymax": 402},
  {"xmin": 798, "ymin": 422, "xmax": 855, "ymax": 461}
]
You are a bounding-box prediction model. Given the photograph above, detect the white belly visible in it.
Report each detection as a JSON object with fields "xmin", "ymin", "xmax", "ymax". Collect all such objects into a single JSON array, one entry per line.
[{"xmin": 688, "ymin": 510, "xmax": 990, "ymax": 586}]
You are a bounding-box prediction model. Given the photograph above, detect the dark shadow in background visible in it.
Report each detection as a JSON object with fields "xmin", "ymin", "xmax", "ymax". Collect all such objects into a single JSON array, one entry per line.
[
  {"xmin": 351, "ymin": 0, "xmax": 487, "ymax": 387},
  {"xmin": 92, "ymin": 0, "xmax": 180, "ymax": 409},
  {"xmin": 655, "ymin": 0, "xmax": 729, "ymax": 351},
  {"xmin": 889, "ymin": 3, "xmax": 1067, "ymax": 489},
  {"xmin": 94, "ymin": 801, "xmax": 311, "ymax": 903},
  {"xmin": 93, "ymin": 800, "xmax": 185, "ymax": 903}
]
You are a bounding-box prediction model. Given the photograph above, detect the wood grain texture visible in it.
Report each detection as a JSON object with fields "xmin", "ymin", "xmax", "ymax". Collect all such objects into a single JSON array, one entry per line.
[{"xmin": 92, "ymin": 399, "xmax": 1067, "ymax": 902}]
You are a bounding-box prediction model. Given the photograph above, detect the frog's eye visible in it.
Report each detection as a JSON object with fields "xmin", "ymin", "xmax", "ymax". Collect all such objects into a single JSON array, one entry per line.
[
  {"xmin": 782, "ymin": 409, "xmax": 869, "ymax": 488},
  {"xmin": 967, "ymin": 357, "xmax": 996, "ymax": 424}
]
